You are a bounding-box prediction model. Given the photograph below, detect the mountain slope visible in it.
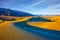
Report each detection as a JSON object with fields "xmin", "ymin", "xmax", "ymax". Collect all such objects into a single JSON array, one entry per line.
[{"xmin": 0, "ymin": 8, "xmax": 34, "ymax": 16}]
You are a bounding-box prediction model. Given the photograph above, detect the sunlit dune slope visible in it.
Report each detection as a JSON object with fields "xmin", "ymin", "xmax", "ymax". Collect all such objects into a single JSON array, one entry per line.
[
  {"xmin": 41, "ymin": 16, "xmax": 60, "ymax": 22},
  {"xmin": 27, "ymin": 22, "xmax": 60, "ymax": 31},
  {"xmin": 0, "ymin": 16, "xmax": 32, "ymax": 23},
  {"xmin": 15, "ymin": 17, "xmax": 32, "ymax": 22},
  {"xmin": 0, "ymin": 21, "xmax": 47, "ymax": 40}
]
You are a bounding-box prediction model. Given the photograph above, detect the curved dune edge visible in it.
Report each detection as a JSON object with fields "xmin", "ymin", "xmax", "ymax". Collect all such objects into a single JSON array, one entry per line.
[{"xmin": 27, "ymin": 22, "xmax": 60, "ymax": 31}]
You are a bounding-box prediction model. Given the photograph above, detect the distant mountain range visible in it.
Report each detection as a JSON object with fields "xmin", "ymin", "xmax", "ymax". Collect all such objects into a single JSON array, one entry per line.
[{"xmin": 0, "ymin": 8, "xmax": 34, "ymax": 16}]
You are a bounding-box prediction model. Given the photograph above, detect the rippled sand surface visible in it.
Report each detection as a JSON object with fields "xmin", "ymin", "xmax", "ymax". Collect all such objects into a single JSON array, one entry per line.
[{"xmin": 0, "ymin": 22, "xmax": 48, "ymax": 40}]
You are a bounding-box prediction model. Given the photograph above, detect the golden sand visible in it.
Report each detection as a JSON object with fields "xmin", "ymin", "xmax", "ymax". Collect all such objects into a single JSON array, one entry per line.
[
  {"xmin": 41, "ymin": 16, "xmax": 60, "ymax": 22},
  {"xmin": 0, "ymin": 21, "xmax": 47, "ymax": 40},
  {"xmin": 15, "ymin": 17, "xmax": 32, "ymax": 22},
  {"xmin": 27, "ymin": 22, "xmax": 60, "ymax": 31}
]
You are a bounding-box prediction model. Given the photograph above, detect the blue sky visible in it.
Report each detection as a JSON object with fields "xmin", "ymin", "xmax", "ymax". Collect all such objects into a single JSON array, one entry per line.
[{"xmin": 0, "ymin": 0, "xmax": 60, "ymax": 15}]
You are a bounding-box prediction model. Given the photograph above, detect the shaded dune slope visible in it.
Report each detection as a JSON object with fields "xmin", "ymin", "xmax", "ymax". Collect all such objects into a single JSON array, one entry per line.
[
  {"xmin": 14, "ymin": 22, "xmax": 60, "ymax": 40},
  {"xmin": 14, "ymin": 17, "xmax": 60, "ymax": 40},
  {"xmin": 27, "ymin": 17, "xmax": 52, "ymax": 22}
]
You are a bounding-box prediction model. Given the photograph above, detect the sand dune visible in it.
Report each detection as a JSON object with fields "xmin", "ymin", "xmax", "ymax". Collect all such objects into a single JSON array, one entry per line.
[
  {"xmin": 41, "ymin": 16, "xmax": 60, "ymax": 22},
  {"xmin": 27, "ymin": 22, "xmax": 60, "ymax": 31},
  {"xmin": 0, "ymin": 21, "xmax": 48, "ymax": 40},
  {"xmin": 0, "ymin": 16, "xmax": 60, "ymax": 40}
]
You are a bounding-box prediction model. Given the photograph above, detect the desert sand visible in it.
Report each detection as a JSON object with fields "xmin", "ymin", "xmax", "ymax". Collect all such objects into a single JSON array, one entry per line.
[{"xmin": 0, "ymin": 21, "xmax": 48, "ymax": 40}]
